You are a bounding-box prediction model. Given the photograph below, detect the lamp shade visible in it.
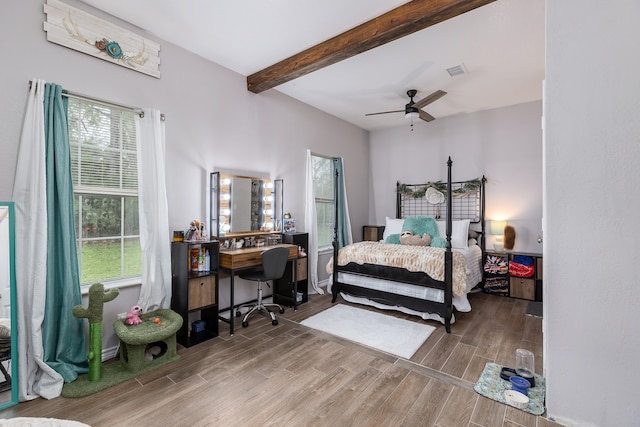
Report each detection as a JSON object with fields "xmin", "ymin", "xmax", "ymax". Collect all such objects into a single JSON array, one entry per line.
[
  {"xmin": 405, "ymin": 111, "xmax": 419, "ymax": 120},
  {"xmin": 490, "ymin": 220, "xmax": 507, "ymax": 235}
]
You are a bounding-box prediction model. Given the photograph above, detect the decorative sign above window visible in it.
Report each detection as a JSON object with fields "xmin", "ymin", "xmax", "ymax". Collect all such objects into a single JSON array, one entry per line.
[{"xmin": 44, "ymin": 0, "xmax": 160, "ymax": 78}]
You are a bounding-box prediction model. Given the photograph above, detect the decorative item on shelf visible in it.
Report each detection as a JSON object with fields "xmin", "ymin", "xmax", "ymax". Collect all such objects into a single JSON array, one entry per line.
[
  {"xmin": 490, "ymin": 220, "xmax": 508, "ymax": 251},
  {"xmin": 185, "ymin": 219, "xmax": 207, "ymax": 241},
  {"xmin": 504, "ymin": 225, "xmax": 516, "ymax": 250},
  {"xmin": 172, "ymin": 230, "xmax": 184, "ymax": 242},
  {"xmin": 283, "ymin": 218, "xmax": 296, "ymax": 233},
  {"xmin": 267, "ymin": 234, "xmax": 282, "ymax": 246}
]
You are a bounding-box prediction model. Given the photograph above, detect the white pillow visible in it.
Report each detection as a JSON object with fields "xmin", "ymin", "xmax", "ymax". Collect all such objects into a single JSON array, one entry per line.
[
  {"xmin": 382, "ymin": 216, "xmax": 404, "ymax": 240},
  {"xmin": 436, "ymin": 219, "xmax": 471, "ymax": 249}
]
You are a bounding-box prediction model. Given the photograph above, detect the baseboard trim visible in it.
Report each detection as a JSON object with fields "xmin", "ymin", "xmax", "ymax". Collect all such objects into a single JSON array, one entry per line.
[{"xmin": 102, "ymin": 344, "xmax": 119, "ymax": 361}]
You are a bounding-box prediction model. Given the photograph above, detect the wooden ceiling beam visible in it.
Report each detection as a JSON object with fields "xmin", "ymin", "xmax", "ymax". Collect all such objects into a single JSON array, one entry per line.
[{"xmin": 247, "ymin": 0, "xmax": 496, "ymax": 94}]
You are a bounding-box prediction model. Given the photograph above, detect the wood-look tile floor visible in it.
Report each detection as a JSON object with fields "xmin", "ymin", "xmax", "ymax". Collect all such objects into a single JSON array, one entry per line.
[{"xmin": 2, "ymin": 291, "xmax": 562, "ymax": 427}]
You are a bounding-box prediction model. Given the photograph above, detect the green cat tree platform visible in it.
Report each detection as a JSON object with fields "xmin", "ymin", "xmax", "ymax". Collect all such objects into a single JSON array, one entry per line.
[{"xmin": 113, "ymin": 309, "xmax": 183, "ymax": 373}]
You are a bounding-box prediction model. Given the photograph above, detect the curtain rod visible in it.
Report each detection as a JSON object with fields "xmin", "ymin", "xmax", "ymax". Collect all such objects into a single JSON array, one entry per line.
[{"xmin": 28, "ymin": 80, "xmax": 165, "ymax": 121}]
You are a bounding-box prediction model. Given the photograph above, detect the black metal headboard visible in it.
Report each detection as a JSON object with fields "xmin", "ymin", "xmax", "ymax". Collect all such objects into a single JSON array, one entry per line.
[
  {"xmin": 396, "ymin": 176, "xmax": 486, "ymax": 248},
  {"xmin": 396, "ymin": 177, "xmax": 485, "ymax": 222}
]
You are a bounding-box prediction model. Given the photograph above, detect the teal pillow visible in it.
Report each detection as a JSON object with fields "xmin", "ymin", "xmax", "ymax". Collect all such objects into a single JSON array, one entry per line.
[
  {"xmin": 385, "ymin": 234, "xmax": 401, "ymax": 244},
  {"xmin": 430, "ymin": 236, "xmax": 446, "ymax": 248}
]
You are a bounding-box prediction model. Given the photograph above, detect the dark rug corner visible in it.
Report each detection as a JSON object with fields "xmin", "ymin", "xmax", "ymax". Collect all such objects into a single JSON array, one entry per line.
[{"xmin": 525, "ymin": 301, "xmax": 543, "ymax": 318}]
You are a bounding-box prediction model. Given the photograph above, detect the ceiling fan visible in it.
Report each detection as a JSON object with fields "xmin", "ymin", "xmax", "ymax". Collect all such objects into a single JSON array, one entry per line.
[{"xmin": 366, "ymin": 89, "xmax": 447, "ymax": 127}]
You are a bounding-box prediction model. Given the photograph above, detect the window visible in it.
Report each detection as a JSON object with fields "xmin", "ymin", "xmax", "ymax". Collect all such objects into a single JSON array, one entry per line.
[
  {"xmin": 68, "ymin": 98, "xmax": 141, "ymax": 286},
  {"xmin": 311, "ymin": 154, "xmax": 335, "ymax": 249}
]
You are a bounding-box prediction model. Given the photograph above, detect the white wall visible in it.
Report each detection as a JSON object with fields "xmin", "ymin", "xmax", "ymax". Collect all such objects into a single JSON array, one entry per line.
[
  {"xmin": 544, "ymin": 1, "xmax": 640, "ymax": 426},
  {"xmin": 369, "ymin": 101, "xmax": 544, "ymax": 254},
  {"xmin": 0, "ymin": 1, "xmax": 369, "ymax": 354}
]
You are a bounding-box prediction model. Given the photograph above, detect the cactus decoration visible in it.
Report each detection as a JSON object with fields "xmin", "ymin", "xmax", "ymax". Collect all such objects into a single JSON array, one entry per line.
[{"xmin": 72, "ymin": 283, "xmax": 119, "ymax": 382}]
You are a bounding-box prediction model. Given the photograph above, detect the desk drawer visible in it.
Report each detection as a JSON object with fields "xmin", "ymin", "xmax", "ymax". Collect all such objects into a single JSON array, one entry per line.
[
  {"xmin": 219, "ymin": 245, "xmax": 297, "ymax": 269},
  {"xmin": 188, "ymin": 275, "xmax": 216, "ymax": 310},
  {"xmin": 296, "ymin": 257, "xmax": 307, "ymax": 281}
]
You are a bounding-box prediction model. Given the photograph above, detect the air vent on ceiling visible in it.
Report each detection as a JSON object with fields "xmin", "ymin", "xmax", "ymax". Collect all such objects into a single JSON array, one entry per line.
[{"xmin": 446, "ymin": 63, "xmax": 467, "ymax": 77}]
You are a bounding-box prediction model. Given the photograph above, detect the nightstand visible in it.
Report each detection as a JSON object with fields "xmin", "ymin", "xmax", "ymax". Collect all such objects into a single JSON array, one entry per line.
[{"xmin": 363, "ymin": 225, "xmax": 385, "ymax": 242}]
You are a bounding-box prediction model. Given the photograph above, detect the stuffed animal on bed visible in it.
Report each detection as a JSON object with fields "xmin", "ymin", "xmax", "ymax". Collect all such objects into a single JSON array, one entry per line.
[
  {"xmin": 385, "ymin": 216, "xmax": 446, "ymax": 247},
  {"xmin": 399, "ymin": 230, "xmax": 432, "ymax": 246}
]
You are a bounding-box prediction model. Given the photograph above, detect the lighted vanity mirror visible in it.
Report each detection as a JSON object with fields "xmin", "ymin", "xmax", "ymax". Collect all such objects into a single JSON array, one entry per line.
[
  {"xmin": 210, "ymin": 172, "xmax": 283, "ymax": 237},
  {"xmin": 0, "ymin": 202, "xmax": 18, "ymax": 409}
]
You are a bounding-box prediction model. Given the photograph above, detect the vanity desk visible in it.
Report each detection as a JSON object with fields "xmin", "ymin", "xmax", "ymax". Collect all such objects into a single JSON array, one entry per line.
[
  {"xmin": 218, "ymin": 242, "xmax": 298, "ymax": 336},
  {"xmin": 209, "ymin": 170, "xmax": 297, "ymax": 336}
]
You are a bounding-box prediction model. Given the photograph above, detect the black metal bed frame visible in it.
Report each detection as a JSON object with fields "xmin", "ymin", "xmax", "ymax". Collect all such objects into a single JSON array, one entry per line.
[{"xmin": 331, "ymin": 157, "xmax": 486, "ymax": 333}]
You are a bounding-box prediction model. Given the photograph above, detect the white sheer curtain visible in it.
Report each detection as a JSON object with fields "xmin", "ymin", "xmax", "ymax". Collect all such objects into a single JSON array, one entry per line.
[
  {"xmin": 304, "ymin": 149, "xmax": 323, "ymax": 294},
  {"xmin": 12, "ymin": 79, "xmax": 64, "ymax": 400},
  {"xmin": 135, "ymin": 109, "xmax": 172, "ymax": 311}
]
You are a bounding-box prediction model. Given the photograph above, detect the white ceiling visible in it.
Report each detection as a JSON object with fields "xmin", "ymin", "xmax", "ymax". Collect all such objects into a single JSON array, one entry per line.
[{"xmin": 78, "ymin": 0, "xmax": 545, "ymax": 131}]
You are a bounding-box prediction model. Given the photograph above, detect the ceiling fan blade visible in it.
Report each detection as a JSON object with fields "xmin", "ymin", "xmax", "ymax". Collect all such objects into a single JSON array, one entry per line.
[
  {"xmin": 413, "ymin": 90, "xmax": 447, "ymax": 110},
  {"xmin": 419, "ymin": 110, "xmax": 436, "ymax": 122},
  {"xmin": 365, "ymin": 109, "xmax": 404, "ymax": 116}
]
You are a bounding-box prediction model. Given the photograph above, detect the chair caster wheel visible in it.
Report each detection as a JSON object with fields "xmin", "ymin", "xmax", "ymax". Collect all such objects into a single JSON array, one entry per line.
[
  {"xmin": 236, "ymin": 310, "xmax": 242, "ymax": 317},
  {"xmin": 242, "ymin": 321, "xmax": 249, "ymax": 328},
  {"xmin": 279, "ymin": 308, "xmax": 285, "ymax": 314},
  {"xmin": 272, "ymin": 319, "xmax": 278, "ymax": 326}
]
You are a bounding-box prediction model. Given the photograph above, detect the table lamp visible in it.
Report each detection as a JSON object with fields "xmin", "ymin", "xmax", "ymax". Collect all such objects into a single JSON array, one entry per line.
[{"xmin": 490, "ymin": 220, "xmax": 507, "ymax": 250}]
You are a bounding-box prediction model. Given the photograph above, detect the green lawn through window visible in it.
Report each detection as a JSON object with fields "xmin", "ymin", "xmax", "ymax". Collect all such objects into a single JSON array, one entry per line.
[{"xmin": 80, "ymin": 239, "xmax": 142, "ymax": 285}]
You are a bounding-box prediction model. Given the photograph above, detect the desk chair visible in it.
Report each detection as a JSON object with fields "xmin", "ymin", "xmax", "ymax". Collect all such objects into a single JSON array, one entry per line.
[{"xmin": 237, "ymin": 246, "xmax": 289, "ymax": 328}]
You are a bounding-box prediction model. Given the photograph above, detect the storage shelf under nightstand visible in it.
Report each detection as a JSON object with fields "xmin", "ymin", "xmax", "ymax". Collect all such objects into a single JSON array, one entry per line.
[{"xmin": 483, "ymin": 251, "xmax": 543, "ymax": 302}]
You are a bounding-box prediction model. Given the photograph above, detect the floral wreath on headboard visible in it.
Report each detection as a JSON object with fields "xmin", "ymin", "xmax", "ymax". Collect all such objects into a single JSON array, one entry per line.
[{"xmin": 397, "ymin": 178, "xmax": 482, "ymax": 200}]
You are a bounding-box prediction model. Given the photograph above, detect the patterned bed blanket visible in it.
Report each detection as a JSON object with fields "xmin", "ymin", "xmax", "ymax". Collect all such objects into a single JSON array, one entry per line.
[{"xmin": 326, "ymin": 241, "xmax": 467, "ymax": 297}]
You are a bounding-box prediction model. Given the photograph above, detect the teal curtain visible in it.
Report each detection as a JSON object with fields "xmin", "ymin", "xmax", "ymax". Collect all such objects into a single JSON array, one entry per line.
[
  {"xmin": 333, "ymin": 158, "xmax": 352, "ymax": 248},
  {"xmin": 43, "ymin": 83, "xmax": 88, "ymax": 382}
]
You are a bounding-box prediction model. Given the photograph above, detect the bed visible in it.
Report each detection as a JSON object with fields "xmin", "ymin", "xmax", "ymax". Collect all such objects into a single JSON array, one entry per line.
[{"xmin": 328, "ymin": 157, "xmax": 485, "ymax": 332}]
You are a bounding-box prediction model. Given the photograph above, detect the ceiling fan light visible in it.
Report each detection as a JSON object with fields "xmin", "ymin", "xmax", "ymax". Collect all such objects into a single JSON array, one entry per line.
[{"xmin": 405, "ymin": 111, "xmax": 419, "ymax": 120}]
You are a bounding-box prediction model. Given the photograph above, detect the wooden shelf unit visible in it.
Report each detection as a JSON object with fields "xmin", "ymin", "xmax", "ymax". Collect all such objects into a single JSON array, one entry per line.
[
  {"xmin": 483, "ymin": 251, "xmax": 543, "ymax": 301},
  {"xmin": 171, "ymin": 241, "xmax": 219, "ymax": 347},
  {"xmin": 274, "ymin": 232, "xmax": 309, "ymax": 308}
]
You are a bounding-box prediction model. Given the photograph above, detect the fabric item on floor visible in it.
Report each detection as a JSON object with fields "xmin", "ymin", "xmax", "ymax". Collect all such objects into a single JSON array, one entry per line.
[
  {"xmin": 474, "ymin": 362, "xmax": 546, "ymax": 415},
  {"xmin": 300, "ymin": 304, "xmax": 434, "ymax": 359},
  {"xmin": 525, "ymin": 301, "xmax": 543, "ymax": 318}
]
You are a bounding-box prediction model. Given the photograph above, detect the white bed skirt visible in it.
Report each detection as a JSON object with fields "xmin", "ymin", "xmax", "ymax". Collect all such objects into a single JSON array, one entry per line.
[
  {"xmin": 338, "ymin": 292, "xmax": 456, "ymax": 325},
  {"xmin": 327, "ymin": 244, "xmax": 483, "ymax": 325}
]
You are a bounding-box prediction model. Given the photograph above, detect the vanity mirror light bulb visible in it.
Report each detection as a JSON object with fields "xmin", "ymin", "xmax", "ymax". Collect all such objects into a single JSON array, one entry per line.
[
  {"xmin": 221, "ymin": 194, "xmax": 230, "ymax": 200},
  {"xmin": 220, "ymin": 178, "xmax": 231, "ymax": 185},
  {"xmin": 263, "ymin": 196, "xmax": 273, "ymax": 202},
  {"xmin": 263, "ymin": 182, "xmax": 274, "ymax": 189},
  {"xmin": 263, "ymin": 209, "xmax": 273, "ymax": 215},
  {"xmin": 220, "ymin": 209, "xmax": 231, "ymax": 215}
]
